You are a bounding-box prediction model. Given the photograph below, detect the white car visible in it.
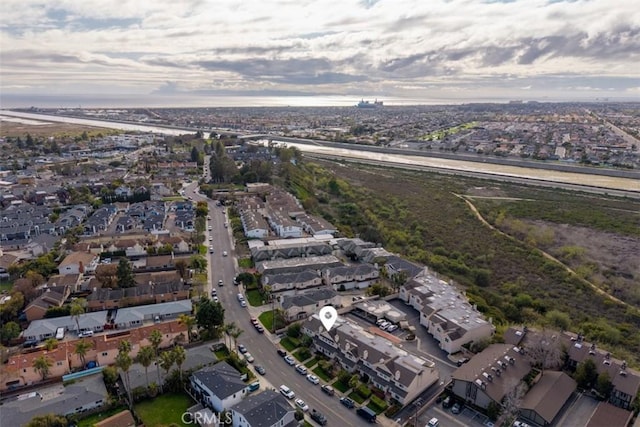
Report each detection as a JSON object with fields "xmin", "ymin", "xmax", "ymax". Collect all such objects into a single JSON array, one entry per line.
[
  {"xmin": 295, "ymin": 398, "xmax": 309, "ymax": 412},
  {"xmin": 306, "ymin": 374, "xmax": 320, "ymax": 385},
  {"xmin": 284, "ymin": 355, "xmax": 296, "ymax": 366},
  {"xmin": 386, "ymin": 324, "xmax": 398, "ymax": 332},
  {"xmin": 223, "ymin": 251, "xmax": 228, "ymax": 257},
  {"xmin": 295, "ymin": 364, "xmax": 308, "ymax": 375},
  {"xmin": 279, "ymin": 385, "xmax": 295, "ymax": 399},
  {"xmin": 244, "ymin": 353, "xmax": 255, "ymax": 363}
]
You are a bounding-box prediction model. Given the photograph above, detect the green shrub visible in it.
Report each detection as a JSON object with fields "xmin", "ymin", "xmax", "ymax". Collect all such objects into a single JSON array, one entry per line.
[{"xmin": 357, "ymin": 384, "xmax": 372, "ymax": 399}]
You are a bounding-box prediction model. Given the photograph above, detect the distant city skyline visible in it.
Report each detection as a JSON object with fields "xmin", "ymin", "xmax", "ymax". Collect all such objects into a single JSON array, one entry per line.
[{"xmin": 1, "ymin": 0, "xmax": 639, "ymax": 107}]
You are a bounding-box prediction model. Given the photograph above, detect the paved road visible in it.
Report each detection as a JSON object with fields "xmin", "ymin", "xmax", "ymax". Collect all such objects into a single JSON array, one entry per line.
[{"xmin": 184, "ymin": 181, "xmax": 377, "ymax": 426}]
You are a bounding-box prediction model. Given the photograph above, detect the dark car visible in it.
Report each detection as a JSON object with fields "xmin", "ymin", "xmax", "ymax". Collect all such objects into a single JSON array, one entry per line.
[
  {"xmin": 255, "ymin": 325, "xmax": 264, "ymax": 333},
  {"xmin": 22, "ymin": 339, "xmax": 38, "ymax": 348},
  {"xmin": 310, "ymin": 409, "xmax": 327, "ymax": 425},
  {"xmin": 340, "ymin": 397, "xmax": 355, "ymax": 409},
  {"xmin": 277, "ymin": 348, "xmax": 287, "ymax": 357},
  {"xmin": 451, "ymin": 403, "xmax": 462, "ymax": 414},
  {"xmin": 238, "ymin": 344, "xmax": 247, "ymax": 354},
  {"xmin": 255, "ymin": 365, "xmax": 266, "ymax": 375},
  {"xmin": 321, "ymin": 384, "xmax": 335, "ymax": 396},
  {"xmin": 457, "ymin": 357, "xmax": 470, "ymax": 367},
  {"xmin": 442, "ymin": 396, "xmax": 452, "ymax": 409}
]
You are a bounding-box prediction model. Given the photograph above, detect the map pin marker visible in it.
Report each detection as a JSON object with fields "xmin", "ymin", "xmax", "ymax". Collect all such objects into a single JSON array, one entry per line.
[{"xmin": 319, "ymin": 306, "xmax": 338, "ymax": 331}]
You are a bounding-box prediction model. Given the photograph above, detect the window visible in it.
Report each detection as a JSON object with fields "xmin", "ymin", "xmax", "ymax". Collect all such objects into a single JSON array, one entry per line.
[
  {"xmin": 102, "ymin": 352, "xmax": 108, "ymax": 356},
  {"xmin": 57, "ymin": 361, "xmax": 63, "ymax": 366}
]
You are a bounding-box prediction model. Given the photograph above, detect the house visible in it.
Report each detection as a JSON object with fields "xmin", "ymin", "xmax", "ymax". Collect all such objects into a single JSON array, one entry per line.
[
  {"xmin": 190, "ymin": 362, "xmax": 249, "ymax": 412},
  {"xmin": 240, "ymin": 210, "xmax": 269, "ymax": 239},
  {"xmin": 262, "ymin": 270, "xmax": 323, "ymax": 294},
  {"xmin": 86, "ymin": 281, "xmax": 190, "ymax": 312},
  {"xmin": 2, "ymin": 375, "xmax": 107, "ymax": 427},
  {"xmin": 586, "ymin": 402, "xmax": 634, "ymax": 427},
  {"xmin": 115, "ymin": 186, "xmax": 132, "ymax": 198},
  {"xmin": 94, "ymin": 410, "xmax": 137, "ymax": 427},
  {"xmin": 564, "ymin": 334, "xmax": 640, "ymax": 410},
  {"xmin": 279, "ymin": 288, "xmax": 341, "ymax": 321},
  {"xmin": 230, "ymin": 389, "xmax": 296, "ymax": 427},
  {"xmin": 323, "ymin": 263, "xmax": 379, "ymax": 290},
  {"xmin": 256, "ymin": 255, "xmax": 342, "ymax": 276},
  {"xmin": 303, "ymin": 314, "xmax": 439, "ymax": 405},
  {"xmin": 517, "ymin": 371, "xmax": 576, "ymax": 426},
  {"xmin": 0, "ymin": 251, "xmax": 18, "ymax": 280},
  {"xmin": 250, "ymin": 239, "xmax": 333, "ymax": 262},
  {"xmin": 294, "ymin": 213, "xmax": 337, "ymax": 236},
  {"xmin": 450, "ymin": 344, "xmax": 532, "ymax": 410},
  {"xmin": 24, "ymin": 285, "xmax": 71, "ymax": 321},
  {"xmin": 401, "ymin": 270, "xmax": 494, "ymax": 354},
  {"xmin": 113, "ymin": 300, "xmax": 192, "ymax": 329},
  {"xmin": 58, "ymin": 251, "xmax": 98, "ymax": 275}
]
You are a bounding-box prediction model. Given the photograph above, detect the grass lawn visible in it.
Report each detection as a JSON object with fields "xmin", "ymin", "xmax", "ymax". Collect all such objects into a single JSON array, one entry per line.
[
  {"xmin": 77, "ymin": 406, "xmax": 127, "ymax": 427},
  {"xmin": 348, "ymin": 391, "xmax": 367, "ymax": 404},
  {"xmin": 280, "ymin": 337, "xmax": 298, "ymax": 352},
  {"xmin": 332, "ymin": 379, "xmax": 350, "ymax": 393},
  {"xmin": 259, "ymin": 312, "xmax": 274, "ymax": 331},
  {"xmin": 238, "ymin": 258, "xmax": 254, "ymax": 268},
  {"xmin": 312, "ymin": 366, "xmax": 333, "ymax": 382},
  {"xmin": 0, "ymin": 282, "xmax": 12, "ymax": 293},
  {"xmin": 304, "ymin": 357, "xmax": 318, "ymax": 368},
  {"xmin": 293, "ymin": 348, "xmax": 311, "ymax": 362},
  {"xmin": 135, "ymin": 393, "xmax": 195, "ymax": 427},
  {"xmin": 245, "ymin": 289, "xmax": 265, "ymax": 306},
  {"xmin": 367, "ymin": 396, "xmax": 388, "ymax": 414},
  {"xmin": 214, "ymin": 347, "xmax": 229, "ymax": 360}
]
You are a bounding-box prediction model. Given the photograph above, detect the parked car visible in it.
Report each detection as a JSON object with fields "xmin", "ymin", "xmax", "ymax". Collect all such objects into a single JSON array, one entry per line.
[
  {"xmin": 306, "ymin": 374, "xmax": 320, "ymax": 384},
  {"xmin": 386, "ymin": 324, "xmax": 398, "ymax": 332},
  {"xmin": 250, "ymin": 317, "xmax": 259, "ymax": 326},
  {"xmin": 218, "ymin": 279, "xmax": 223, "ymax": 286},
  {"xmin": 457, "ymin": 357, "xmax": 470, "ymax": 367},
  {"xmin": 442, "ymin": 396, "xmax": 452, "ymax": 409},
  {"xmin": 321, "ymin": 385, "xmax": 335, "ymax": 396},
  {"xmin": 512, "ymin": 422, "xmax": 532, "ymax": 427},
  {"xmin": 212, "ymin": 296, "xmax": 219, "ymax": 302},
  {"xmin": 279, "ymin": 385, "xmax": 295, "ymax": 399},
  {"xmin": 427, "ymin": 417, "xmax": 440, "ymax": 427},
  {"xmin": 238, "ymin": 344, "xmax": 247, "ymax": 354},
  {"xmin": 277, "ymin": 348, "xmax": 287, "ymax": 357},
  {"xmin": 255, "ymin": 324, "xmax": 264, "ymax": 333},
  {"xmin": 340, "ymin": 397, "xmax": 355, "ymax": 409},
  {"xmin": 244, "ymin": 353, "xmax": 255, "ymax": 363},
  {"xmin": 284, "ymin": 355, "xmax": 296, "ymax": 366},
  {"xmin": 295, "ymin": 398, "xmax": 309, "ymax": 412},
  {"xmin": 240, "ymin": 300, "xmax": 247, "ymax": 307},
  {"xmin": 255, "ymin": 365, "xmax": 266, "ymax": 375},
  {"xmin": 356, "ymin": 407, "xmax": 377, "ymax": 423},
  {"xmin": 295, "ymin": 364, "xmax": 308, "ymax": 375},
  {"xmin": 210, "ymin": 289, "xmax": 217, "ymax": 296},
  {"xmin": 310, "ymin": 409, "xmax": 327, "ymax": 425},
  {"xmin": 223, "ymin": 251, "xmax": 228, "ymax": 256},
  {"xmin": 451, "ymin": 403, "xmax": 462, "ymax": 414}
]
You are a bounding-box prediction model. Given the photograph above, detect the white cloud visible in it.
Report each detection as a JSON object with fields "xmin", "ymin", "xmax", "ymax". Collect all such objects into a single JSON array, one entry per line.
[{"xmin": 1, "ymin": 0, "xmax": 639, "ymax": 105}]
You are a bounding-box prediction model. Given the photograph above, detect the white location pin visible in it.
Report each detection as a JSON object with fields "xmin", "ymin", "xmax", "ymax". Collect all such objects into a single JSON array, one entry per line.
[{"xmin": 319, "ymin": 306, "xmax": 338, "ymax": 331}]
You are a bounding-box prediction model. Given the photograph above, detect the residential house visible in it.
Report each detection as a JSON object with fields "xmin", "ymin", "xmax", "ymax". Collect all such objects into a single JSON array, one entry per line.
[
  {"xmin": 564, "ymin": 334, "xmax": 640, "ymax": 410},
  {"xmin": 256, "ymin": 255, "xmax": 342, "ymax": 276},
  {"xmin": 279, "ymin": 288, "xmax": 341, "ymax": 321},
  {"xmin": 0, "ymin": 251, "xmax": 17, "ymax": 280},
  {"xmin": 231, "ymin": 389, "xmax": 296, "ymax": 427},
  {"xmin": 517, "ymin": 371, "xmax": 577, "ymax": 426},
  {"xmin": 24, "ymin": 285, "xmax": 71, "ymax": 321},
  {"xmin": 450, "ymin": 344, "xmax": 532, "ymax": 410},
  {"xmin": 3, "ymin": 375, "xmax": 107, "ymax": 426},
  {"xmin": 323, "ymin": 263, "xmax": 379, "ymax": 290},
  {"xmin": 401, "ymin": 270, "xmax": 494, "ymax": 354},
  {"xmin": 112, "ymin": 300, "xmax": 192, "ymax": 329},
  {"xmin": 264, "ymin": 207, "xmax": 303, "ymax": 238},
  {"xmin": 190, "ymin": 362, "xmax": 249, "ymax": 412},
  {"xmin": 586, "ymin": 402, "xmax": 634, "ymax": 427},
  {"xmin": 240, "ymin": 210, "xmax": 269, "ymax": 239},
  {"xmin": 58, "ymin": 251, "xmax": 99, "ymax": 275},
  {"xmin": 250, "ymin": 238, "xmax": 333, "ymax": 262},
  {"xmin": 262, "ymin": 270, "xmax": 323, "ymax": 294},
  {"xmin": 294, "ymin": 213, "xmax": 337, "ymax": 236},
  {"xmin": 86, "ymin": 281, "xmax": 190, "ymax": 312},
  {"xmin": 303, "ymin": 314, "xmax": 439, "ymax": 405}
]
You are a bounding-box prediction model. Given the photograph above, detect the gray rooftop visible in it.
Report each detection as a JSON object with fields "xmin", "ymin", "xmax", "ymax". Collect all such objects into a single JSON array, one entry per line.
[
  {"xmin": 231, "ymin": 389, "xmax": 294, "ymax": 427},
  {"xmin": 192, "ymin": 361, "xmax": 247, "ymax": 400},
  {"xmin": 2, "ymin": 374, "xmax": 107, "ymax": 427}
]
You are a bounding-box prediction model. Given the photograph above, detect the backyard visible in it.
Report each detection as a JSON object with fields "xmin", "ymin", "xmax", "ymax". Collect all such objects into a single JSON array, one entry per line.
[{"xmin": 134, "ymin": 393, "xmax": 194, "ymax": 427}]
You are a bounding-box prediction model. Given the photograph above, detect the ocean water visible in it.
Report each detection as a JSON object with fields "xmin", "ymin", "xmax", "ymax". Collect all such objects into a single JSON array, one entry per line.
[{"xmin": 0, "ymin": 93, "xmax": 514, "ymax": 109}]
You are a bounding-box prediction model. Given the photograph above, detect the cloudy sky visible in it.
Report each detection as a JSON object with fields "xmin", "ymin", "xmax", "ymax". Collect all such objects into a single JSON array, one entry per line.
[{"xmin": 1, "ymin": 0, "xmax": 639, "ymax": 107}]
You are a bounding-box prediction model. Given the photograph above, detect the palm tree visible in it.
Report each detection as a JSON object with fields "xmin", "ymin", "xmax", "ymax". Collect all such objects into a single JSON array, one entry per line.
[
  {"xmin": 44, "ymin": 338, "xmax": 58, "ymax": 351},
  {"xmin": 137, "ymin": 345, "xmax": 155, "ymax": 389},
  {"xmin": 230, "ymin": 326, "xmax": 244, "ymax": 353},
  {"xmin": 115, "ymin": 340, "xmax": 133, "ymax": 408},
  {"xmin": 33, "ymin": 355, "xmax": 53, "ymax": 381},
  {"xmin": 178, "ymin": 314, "xmax": 196, "ymax": 343},
  {"xmin": 149, "ymin": 329, "xmax": 163, "ymax": 392},
  {"xmin": 74, "ymin": 339, "xmax": 92, "ymax": 368},
  {"xmin": 159, "ymin": 350, "xmax": 175, "ymax": 386},
  {"xmin": 222, "ymin": 322, "xmax": 236, "ymax": 350},
  {"xmin": 70, "ymin": 300, "xmax": 85, "ymax": 334},
  {"xmin": 173, "ymin": 346, "xmax": 187, "ymax": 383}
]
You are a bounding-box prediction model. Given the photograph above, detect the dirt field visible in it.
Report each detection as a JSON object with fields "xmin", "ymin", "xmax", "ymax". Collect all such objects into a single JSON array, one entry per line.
[{"xmin": 0, "ymin": 120, "xmax": 111, "ymax": 138}]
